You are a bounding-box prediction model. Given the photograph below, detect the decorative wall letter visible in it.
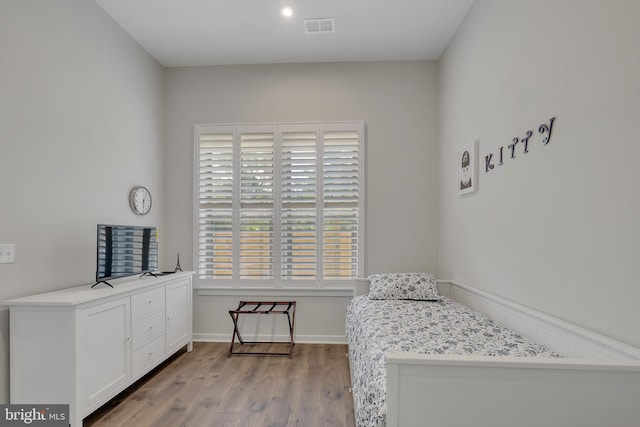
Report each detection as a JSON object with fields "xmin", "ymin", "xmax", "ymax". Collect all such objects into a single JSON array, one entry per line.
[
  {"xmin": 485, "ymin": 153, "xmax": 494, "ymax": 172},
  {"xmin": 538, "ymin": 117, "xmax": 555, "ymax": 144},
  {"xmin": 508, "ymin": 138, "xmax": 519, "ymax": 159},
  {"xmin": 483, "ymin": 116, "xmax": 557, "ymax": 174},
  {"xmin": 521, "ymin": 130, "xmax": 533, "ymax": 153}
]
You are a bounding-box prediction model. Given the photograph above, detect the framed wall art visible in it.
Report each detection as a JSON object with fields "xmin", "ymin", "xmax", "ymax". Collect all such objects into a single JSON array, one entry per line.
[{"xmin": 457, "ymin": 140, "xmax": 478, "ymax": 195}]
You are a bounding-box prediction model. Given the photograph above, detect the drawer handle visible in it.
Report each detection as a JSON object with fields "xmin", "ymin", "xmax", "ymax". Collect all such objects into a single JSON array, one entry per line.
[
  {"xmin": 149, "ymin": 352, "xmax": 156, "ymax": 356},
  {"xmin": 148, "ymin": 326, "xmax": 155, "ymax": 331},
  {"xmin": 148, "ymin": 300, "xmax": 154, "ymax": 304}
]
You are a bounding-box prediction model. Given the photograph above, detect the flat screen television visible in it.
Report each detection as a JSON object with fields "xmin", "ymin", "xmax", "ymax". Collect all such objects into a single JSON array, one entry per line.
[{"xmin": 94, "ymin": 224, "xmax": 158, "ymax": 287}]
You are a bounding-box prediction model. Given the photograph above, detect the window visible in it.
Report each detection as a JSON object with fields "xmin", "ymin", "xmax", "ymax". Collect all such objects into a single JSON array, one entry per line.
[{"xmin": 195, "ymin": 122, "xmax": 364, "ymax": 289}]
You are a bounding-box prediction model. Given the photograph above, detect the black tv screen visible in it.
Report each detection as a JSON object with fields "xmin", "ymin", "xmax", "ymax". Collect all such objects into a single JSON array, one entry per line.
[{"xmin": 96, "ymin": 224, "xmax": 158, "ymax": 283}]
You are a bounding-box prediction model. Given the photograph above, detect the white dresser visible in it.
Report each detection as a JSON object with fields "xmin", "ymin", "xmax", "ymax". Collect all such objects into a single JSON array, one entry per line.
[{"xmin": 3, "ymin": 272, "xmax": 194, "ymax": 427}]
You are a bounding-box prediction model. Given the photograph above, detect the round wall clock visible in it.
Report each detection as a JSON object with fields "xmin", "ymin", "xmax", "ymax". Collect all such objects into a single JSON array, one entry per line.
[{"xmin": 129, "ymin": 186, "xmax": 152, "ymax": 215}]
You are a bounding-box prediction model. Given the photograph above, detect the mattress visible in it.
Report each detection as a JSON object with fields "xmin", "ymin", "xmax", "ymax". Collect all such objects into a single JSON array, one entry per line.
[{"xmin": 345, "ymin": 295, "xmax": 560, "ymax": 427}]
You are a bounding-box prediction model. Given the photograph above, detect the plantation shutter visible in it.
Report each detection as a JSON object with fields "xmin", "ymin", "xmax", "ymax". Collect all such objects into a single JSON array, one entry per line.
[
  {"xmin": 280, "ymin": 127, "xmax": 318, "ymax": 280},
  {"xmin": 197, "ymin": 126, "xmax": 234, "ymax": 279},
  {"xmin": 322, "ymin": 126, "xmax": 360, "ymax": 279},
  {"xmin": 239, "ymin": 128, "xmax": 275, "ymax": 279},
  {"xmin": 195, "ymin": 122, "xmax": 364, "ymax": 288}
]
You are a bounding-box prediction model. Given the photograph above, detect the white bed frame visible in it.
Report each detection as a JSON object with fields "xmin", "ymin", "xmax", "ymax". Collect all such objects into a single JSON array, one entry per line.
[{"xmin": 353, "ymin": 279, "xmax": 640, "ymax": 427}]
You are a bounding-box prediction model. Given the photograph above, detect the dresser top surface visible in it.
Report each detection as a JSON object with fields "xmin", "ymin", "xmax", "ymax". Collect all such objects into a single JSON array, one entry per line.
[{"xmin": 3, "ymin": 272, "xmax": 194, "ymax": 307}]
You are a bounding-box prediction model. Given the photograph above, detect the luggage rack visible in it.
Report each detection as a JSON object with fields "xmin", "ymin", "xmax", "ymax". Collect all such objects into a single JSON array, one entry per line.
[{"xmin": 228, "ymin": 301, "xmax": 296, "ymax": 358}]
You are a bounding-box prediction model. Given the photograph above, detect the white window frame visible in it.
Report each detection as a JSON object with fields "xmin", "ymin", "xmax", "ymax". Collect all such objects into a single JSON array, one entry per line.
[{"xmin": 193, "ymin": 121, "xmax": 365, "ymax": 292}]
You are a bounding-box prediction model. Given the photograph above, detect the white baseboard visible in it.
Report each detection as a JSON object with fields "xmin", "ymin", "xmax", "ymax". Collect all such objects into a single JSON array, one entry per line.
[
  {"xmin": 446, "ymin": 280, "xmax": 640, "ymax": 360},
  {"xmin": 194, "ymin": 333, "xmax": 347, "ymax": 344}
]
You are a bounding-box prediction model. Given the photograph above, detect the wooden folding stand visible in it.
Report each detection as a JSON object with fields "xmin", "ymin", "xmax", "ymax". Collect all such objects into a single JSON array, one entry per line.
[{"xmin": 228, "ymin": 301, "xmax": 296, "ymax": 358}]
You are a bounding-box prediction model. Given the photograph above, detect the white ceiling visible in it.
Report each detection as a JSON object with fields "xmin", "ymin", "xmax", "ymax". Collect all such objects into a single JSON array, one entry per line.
[{"xmin": 93, "ymin": 0, "xmax": 474, "ymax": 67}]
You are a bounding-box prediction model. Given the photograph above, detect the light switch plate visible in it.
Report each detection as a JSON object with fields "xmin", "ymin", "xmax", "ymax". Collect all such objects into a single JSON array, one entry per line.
[{"xmin": 0, "ymin": 244, "xmax": 16, "ymax": 263}]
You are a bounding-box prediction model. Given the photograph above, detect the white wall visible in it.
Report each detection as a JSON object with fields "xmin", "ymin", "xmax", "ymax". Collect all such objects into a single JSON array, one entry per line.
[
  {"xmin": 163, "ymin": 62, "xmax": 439, "ymax": 342},
  {"xmin": 438, "ymin": 0, "xmax": 640, "ymax": 348},
  {"xmin": 0, "ymin": 0, "xmax": 165, "ymax": 403}
]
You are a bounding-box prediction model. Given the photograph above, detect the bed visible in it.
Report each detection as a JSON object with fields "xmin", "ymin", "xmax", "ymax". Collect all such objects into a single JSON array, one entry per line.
[{"xmin": 346, "ymin": 273, "xmax": 640, "ymax": 427}]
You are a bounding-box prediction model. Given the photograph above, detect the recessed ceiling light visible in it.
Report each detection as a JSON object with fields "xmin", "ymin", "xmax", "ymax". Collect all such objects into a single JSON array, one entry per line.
[{"xmin": 281, "ymin": 7, "xmax": 293, "ymax": 17}]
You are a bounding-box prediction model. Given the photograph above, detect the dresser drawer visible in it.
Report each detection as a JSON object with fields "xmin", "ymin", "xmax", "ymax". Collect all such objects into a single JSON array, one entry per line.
[
  {"xmin": 132, "ymin": 310, "xmax": 166, "ymax": 349},
  {"xmin": 132, "ymin": 334, "xmax": 165, "ymax": 377},
  {"xmin": 131, "ymin": 287, "xmax": 165, "ymax": 320}
]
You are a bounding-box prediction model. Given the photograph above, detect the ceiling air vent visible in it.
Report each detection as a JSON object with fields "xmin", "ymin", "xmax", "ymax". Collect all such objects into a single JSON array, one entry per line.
[{"xmin": 304, "ymin": 18, "xmax": 335, "ymax": 34}]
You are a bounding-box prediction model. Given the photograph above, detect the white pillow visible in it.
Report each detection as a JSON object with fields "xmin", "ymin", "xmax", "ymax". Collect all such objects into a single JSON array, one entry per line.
[{"xmin": 368, "ymin": 272, "xmax": 440, "ymax": 301}]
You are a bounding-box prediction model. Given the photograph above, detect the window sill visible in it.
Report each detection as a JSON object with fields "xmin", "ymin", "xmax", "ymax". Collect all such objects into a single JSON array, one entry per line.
[{"xmin": 195, "ymin": 286, "xmax": 354, "ymax": 298}]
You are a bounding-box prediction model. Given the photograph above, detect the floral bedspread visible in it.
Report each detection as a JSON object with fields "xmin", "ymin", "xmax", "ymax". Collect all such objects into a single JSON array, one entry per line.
[{"xmin": 345, "ymin": 295, "xmax": 560, "ymax": 427}]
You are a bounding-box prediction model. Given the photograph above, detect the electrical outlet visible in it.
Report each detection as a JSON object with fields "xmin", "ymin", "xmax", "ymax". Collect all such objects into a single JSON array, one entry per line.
[{"xmin": 0, "ymin": 244, "xmax": 16, "ymax": 263}]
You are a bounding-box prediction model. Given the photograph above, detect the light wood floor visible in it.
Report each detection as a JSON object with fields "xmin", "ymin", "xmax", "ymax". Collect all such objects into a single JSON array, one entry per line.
[{"xmin": 85, "ymin": 342, "xmax": 355, "ymax": 427}]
